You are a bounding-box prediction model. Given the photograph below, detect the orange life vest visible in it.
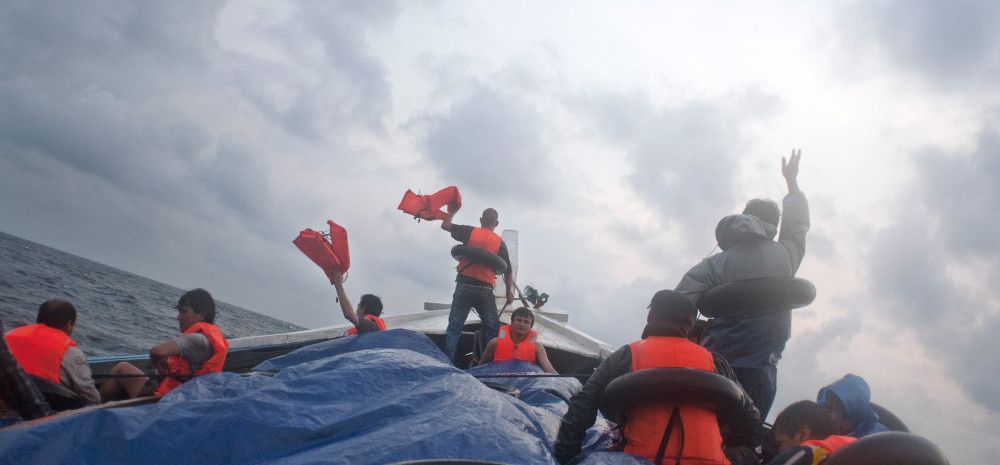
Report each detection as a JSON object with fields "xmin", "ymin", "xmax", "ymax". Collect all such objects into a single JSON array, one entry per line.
[
  {"xmin": 154, "ymin": 322, "xmax": 229, "ymax": 396},
  {"xmin": 344, "ymin": 315, "xmax": 387, "ymax": 336},
  {"xmin": 802, "ymin": 435, "xmax": 856, "ymax": 460},
  {"xmin": 293, "ymin": 220, "xmax": 351, "ymax": 278},
  {"xmin": 397, "ymin": 186, "xmax": 462, "ymax": 221},
  {"xmin": 494, "ymin": 325, "xmax": 538, "ymax": 363},
  {"xmin": 625, "ymin": 337, "xmax": 729, "ymax": 465},
  {"xmin": 5, "ymin": 323, "xmax": 76, "ymax": 384},
  {"xmin": 457, "ymin": 227, "xmax": 502, "ymax": 285}
]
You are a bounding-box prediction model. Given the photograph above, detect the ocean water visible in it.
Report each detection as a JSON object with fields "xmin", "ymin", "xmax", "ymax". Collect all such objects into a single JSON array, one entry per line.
[{"xmin": 0, "ymin": 231, "xmax": 302, "ymax": 356}]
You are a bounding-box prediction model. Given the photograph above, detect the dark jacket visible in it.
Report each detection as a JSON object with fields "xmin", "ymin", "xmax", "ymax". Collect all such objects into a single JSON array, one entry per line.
[
  {"xmin": 553, "ymin": 328, "xmax": 760, "ymax": 464},
  {"xmin": 675, "ymin": 191, "xmax": 809, "ymax": 368}
]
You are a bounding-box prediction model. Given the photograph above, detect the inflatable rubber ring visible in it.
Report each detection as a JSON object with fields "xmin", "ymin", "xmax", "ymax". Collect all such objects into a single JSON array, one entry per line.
[
  {"xmin": 451, "ymin": 245, "xmax": 507, "ymax": 275},
  {"xmin": 697, "ymin": 277, "xmax": 816, "ymax": 318},
  {"xmin": 824, "ymin": 432, "xmax": 949, "ymax": 465},
  {"xmin": 870, "ymin": 402, "xmax": 909, "ymax": 432},
  {"xmin": 598, "ymin": 367, "xmax": 749, "ymax": 429}
]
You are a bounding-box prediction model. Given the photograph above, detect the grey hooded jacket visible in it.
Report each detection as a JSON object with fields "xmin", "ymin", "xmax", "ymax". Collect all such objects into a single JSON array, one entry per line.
[{"xmin": 675, "ymin": 191, "xmax": 809, "ymax": 367}]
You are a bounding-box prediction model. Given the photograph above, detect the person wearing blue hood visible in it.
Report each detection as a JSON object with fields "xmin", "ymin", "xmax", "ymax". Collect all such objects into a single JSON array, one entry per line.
[
  {"xmin": 675, "ymin": 150, "xmax": 809, "ymax": 422},
  {"xmin": 817, "ymin": 374, "xmax": 889, "ymax": 438}
]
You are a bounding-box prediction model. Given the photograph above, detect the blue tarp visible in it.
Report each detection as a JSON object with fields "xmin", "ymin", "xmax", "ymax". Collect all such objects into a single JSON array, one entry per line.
[{"xmin": 0, "ymin": 329, "xmax": 647, "ymax": 465}]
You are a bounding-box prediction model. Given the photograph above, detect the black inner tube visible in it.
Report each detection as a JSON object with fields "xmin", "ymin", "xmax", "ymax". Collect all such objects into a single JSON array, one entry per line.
[
  {"xmin": 598, "ymin": 368, "xmax": 749, "ymax": 429},
  {"xmin": 824, "ymin": 432, "xmax": 949, "ymax": 465},
  {"xmin": 450, "ymin": 245, "xmax": 507, "ymax": 275},
  {"xmin": 697, "ymin": 277, "xmax": 816, "ymax": 318}
]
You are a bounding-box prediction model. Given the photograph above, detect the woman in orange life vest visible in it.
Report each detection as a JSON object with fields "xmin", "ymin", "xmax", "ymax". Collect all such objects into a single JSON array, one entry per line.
[
  {"xmin": 554, "ymin": 290, "xmax": 760, "ymax": 465},
  {"xmin": 478, "ymin": 307, "xmax": 557, "ymax": 373},
  {"xmin": 328, "ymin": 268, "xmax": 387, "ymax": 336},
  {"xmin": 99, "ymin": 289, "xmax": 229, "ymax": 399}
]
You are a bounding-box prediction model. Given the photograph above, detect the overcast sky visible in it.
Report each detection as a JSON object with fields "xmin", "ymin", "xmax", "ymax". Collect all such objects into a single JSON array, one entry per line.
[{"xmin": 2, "ymin": 1, "xmax": 998, "ymax": 462}]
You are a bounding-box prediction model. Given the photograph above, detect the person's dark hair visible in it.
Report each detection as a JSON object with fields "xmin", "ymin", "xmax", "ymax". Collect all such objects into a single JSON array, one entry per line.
[
  {"xmin": 743, "ymin": 198, "xmax": 781, "ymax": 226},
  {"xmin": 511, "ymin": 307, "xmax": 535, "ymax": 327},
  {"xmin": 359, "ymin": 294, "xmax": 383, "ymax": 317},
  {"xmin": 772, "ymin": 400, "xmax": 835, "ymax": 439},
  {"xmin": 176, "ymin": 288, "xmax": 216, "ymax": 324},
  {"xmin": 481, "ymin": 208, "xmax": 499, "ymax": 227},
  {"xmin": 37, "ymin": 299, "xmax": 77, "ymax": 329},
  {"xmin": 642, "ymin": 290, "xmax": 695, "ymax": 338}
]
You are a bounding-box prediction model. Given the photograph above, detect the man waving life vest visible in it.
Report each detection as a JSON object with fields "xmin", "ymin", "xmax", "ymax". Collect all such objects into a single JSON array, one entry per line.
[
  {"xmin": 478, "ymin": 307, "xmax": 557, "ymax": 373},
  {"xmin": 327, "ymin": 268, "xmax": 387, "ymax": 336},
  {"xmin": 554, "ymin": 290, "xmax": 760, "ymax": 465},
  {"xmin": 440, "ymin": 204, "xmax": 514, "ymax": 365}
]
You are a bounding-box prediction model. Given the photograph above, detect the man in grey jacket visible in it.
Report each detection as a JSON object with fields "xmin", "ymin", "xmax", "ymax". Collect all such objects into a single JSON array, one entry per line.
[{"xmin": 675, "ymin": 150, "xmax": 808, "ymax": 421}]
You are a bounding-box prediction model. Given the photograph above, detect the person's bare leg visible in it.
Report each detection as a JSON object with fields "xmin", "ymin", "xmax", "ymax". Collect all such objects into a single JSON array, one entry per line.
[{"xmin": 99, "ymin": 362, "xmax": 148, "ymax": 401}]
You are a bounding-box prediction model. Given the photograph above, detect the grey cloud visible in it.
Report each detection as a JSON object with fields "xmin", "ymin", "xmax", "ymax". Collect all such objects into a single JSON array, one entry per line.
[
  {"xmin": 839, "ymin": 0, "xmax": 1000, "ymax": 87},
  {"xmin": 569, "ymin": 88, "xmax": 780, "ymax": 248},
  {"xmin": 867, "ymin": 126, "xmax": 1000, "ymax": 410},
  {"xmin": 421, "ymin": 84, "xmax": 554, "ymax": 203}
]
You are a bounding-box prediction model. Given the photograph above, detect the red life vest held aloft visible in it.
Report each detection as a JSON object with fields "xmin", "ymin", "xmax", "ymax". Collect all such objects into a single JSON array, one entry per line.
[
  {"xmin": 397, "ymin": 186, "xmax": 462, "ymax": 221},
  {"xmin": 293, "ymin": 220, "xmax": 351, "ymax": 278},
  {"xmin": 625, "ymin": 337, "xmax": 729, "ymax": 465},
  {"xmin": 5, "ymin": 323, "xmax": 76, "ymax": 384},
  {"xmin": 344, "ymin": 315, "xmax": 387, "ymax": 336},
  {"xmin": 154, "ymin": 322, "xmax": 229, "ymax": 396},
  {"xmin": 457, "ymin": 227, "xmax": 502, "ymax": 285},
  {"xmin": 494, "ymin": 325, "xmax": 538, "ymax": 364},
  {"xmin": 802, "ymin": 435, "xmax": 856, "ymax": 459}
]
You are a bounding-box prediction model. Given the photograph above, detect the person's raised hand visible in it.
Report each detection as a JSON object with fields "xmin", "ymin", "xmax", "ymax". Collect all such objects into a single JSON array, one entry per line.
[
  {"xmin": 327, "ymin": 268, "xmax": 343, "ymax": 286},
  {"xmin": 782, "ymin": 149, "xmax": 801, "ymax": 181}
]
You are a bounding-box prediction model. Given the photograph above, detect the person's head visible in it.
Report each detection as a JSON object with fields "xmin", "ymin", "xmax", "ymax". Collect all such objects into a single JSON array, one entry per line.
[
  {"xmin": 175, "ymin": 288, "xmax": 216, "ymax": 332},
  {"xmin": 641, "ymin": 290, "xmax": 696, "ymax": 338},
  {"xmin": 480, "ymin": 208, "xmax": 499, "ymax": 229},
  {"xmin": 743, "ymin": 198, "xmax": 781, "ymax": 227},
  {"xmin": 358, "ymin": 294, "xmax": 383, "ymax": 318},
  {"xmin": 817, "ymin": 373, "xmax": 875, "ymax": 435},
  {"xmin": 510, "ymin": 307, "xmax": 535, "ymax": 337},
  {"xmin": 37, "ymin": 299, "xmax": 77, "ymax": 335},
  {"xmin": 772, "ymin": 400, "xmax": 835, "ymax": 453}
]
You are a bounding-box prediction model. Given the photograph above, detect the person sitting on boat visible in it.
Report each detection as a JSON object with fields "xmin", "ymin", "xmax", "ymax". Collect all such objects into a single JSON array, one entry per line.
[
  {"xmin": 327, "ymin": 268, "xmax": 387, "ymax": 336},
  {"xmin": 4, "ymin": 299, "xmax": 101, "ymax": 406},
  {"xmin": 440, "ymin": 204, "xmax": 514, "ymax": 365},
  {"xmin": 99, "ymin": 289, "xmax": 229, "ymax": 399},
  {"xmin": 675, "ymin": 150, "xmax": 808, "ymax": 421},
  {"xmin": 816, "ymin": 374, "xmax": 889, "ymax": 438},
  {"xmin": 766, "ymin": 400, "xmax": 857, "ymax": 465},
  {"xmin": 477, "ymin": 307, "xmax": 557, "ymax": 373},
  {"xmin": 554, "ymin": 290, "xmax": 760, "ymax": 465}
]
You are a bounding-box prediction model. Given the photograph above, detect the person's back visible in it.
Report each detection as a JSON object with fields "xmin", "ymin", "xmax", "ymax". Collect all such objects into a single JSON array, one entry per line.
[
  {"xmin": 4, "ymin": 299, "xmax": 100, "ymax": 406},
  {"xmin": 676, "ymin": 151, "xmax": 808, "ymax": 420}
]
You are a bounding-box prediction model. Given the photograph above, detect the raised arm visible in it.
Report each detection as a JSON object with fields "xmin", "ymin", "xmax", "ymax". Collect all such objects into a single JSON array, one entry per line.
[
  {"xmin": 779, "ymin": 149, "xmax": 810, "ymax": 273},
  {"xmin": 441, "ymin": 203, "xmax": 460, "ymax": 232},
  {"xmin": 782, "ymin": 149, "xmax": 801, "ymax": 194},
  {"xmin": 328, "ymin": 268, "xmax": 360, "ymax": 327}
]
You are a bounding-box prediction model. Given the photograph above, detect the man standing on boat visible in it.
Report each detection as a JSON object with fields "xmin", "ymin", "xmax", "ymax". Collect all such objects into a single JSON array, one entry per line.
[
  {"xmin": 675, "ymin": 150, "xmax": 808, "ymax": 421},
  {"xmin": 478, "ymin": 306, "xmax": 557, "ymax": 373},
  {"xmin": 440, "ymin": 205, "xmax": 514, "ymax": 365}
]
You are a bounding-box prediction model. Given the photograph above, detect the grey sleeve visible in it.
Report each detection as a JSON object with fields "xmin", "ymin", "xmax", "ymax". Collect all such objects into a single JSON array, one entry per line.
[
  {"xmin": 59, "ymin": 346, "xmax": 100, "ymax": 405},
  {"xmin": 675, "ymin": 258, "xmax": 721, "ymax": 306},
  {"xmin": 174, "ymin": 333, "xmax": 214, "ymax": 369},
  {"xmin": 778, "ymin": 191, "xmax": 810, "ymax": 273}
]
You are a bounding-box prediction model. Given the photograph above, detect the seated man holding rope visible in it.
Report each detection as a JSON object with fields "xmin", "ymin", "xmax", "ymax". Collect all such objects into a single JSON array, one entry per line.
[
  {"xmin": 554, "ymin": 290, "xmax": 759, "ymax": 465},
  {"xmin": 478, "ymin": 307, "xmax": 557, "ymax": 373}
]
